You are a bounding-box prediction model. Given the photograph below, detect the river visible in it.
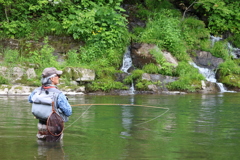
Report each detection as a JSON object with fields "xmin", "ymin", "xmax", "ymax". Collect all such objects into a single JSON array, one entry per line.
[{"xmin": 0, "ymin": 93, "xmax": 240, "ymax": 159}]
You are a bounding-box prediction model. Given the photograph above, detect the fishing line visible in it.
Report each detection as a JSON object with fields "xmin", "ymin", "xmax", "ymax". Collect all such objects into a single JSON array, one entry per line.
[
  {"xmin": 64, "ymin": 105, "xmax": 92, "ymax": 130},
  {"xmin": 65, "ymin": 103, "xmax": 169, "ymax": 129}
]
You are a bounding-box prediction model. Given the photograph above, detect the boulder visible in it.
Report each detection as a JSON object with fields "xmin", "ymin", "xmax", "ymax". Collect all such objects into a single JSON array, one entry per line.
[
  {"xmin": 131, "ymin": 43, "xmax": 178, "ymax": 68},
  {"xmin": 0, "ymin": 66, "xmax": 36, "ymax": 83},
  {"xmin": 191, "ymin": 51, "xmax": 224, "ymax": 69},
  {"xmin": 131, "ymin": 43, "xmax": 157, "ymax": 68},
  {"xmin": 142, "ymin": 73, "xmax": 178, "ymax": 92},
  {"xmin": 63, "ymin": 67, "xmax": 95, "ymax": 82}
]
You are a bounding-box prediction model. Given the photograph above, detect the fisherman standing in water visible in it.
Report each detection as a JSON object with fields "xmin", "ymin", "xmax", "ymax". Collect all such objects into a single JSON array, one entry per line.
[{"xmin": 28, "ymin": 67, "xmax": 72, "ymax": 141}]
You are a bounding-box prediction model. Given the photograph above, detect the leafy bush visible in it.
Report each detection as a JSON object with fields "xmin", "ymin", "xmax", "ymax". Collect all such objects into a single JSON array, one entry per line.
[
  {"xmin": 137, "ymin": 9, "xmax": 189, "ymax": 61},
  {"xmin": 227, "ymin": 33, "xmax": 240, "ymax": 48},
  {"xmin": 63, "ymin": 5, "xmax": 129, "ymax": 49},
  {"xmin": 26, "ymin": 37, "xmax": 59, "ymax": 69},
  {"xmin": 135, "ymin": 79, "xmax": 153, "ymax": 91},
  {"xmin": 218, "ymin": 60, "xmax": 240, "ymax": 76},
  {"xmin": 3, "ymin": 49, "xmax": 20, "ymax": 65},
  {"xmin": 149, "ymin": 47, "xmax": 177, "ymax": 75},
  {"xmin": 0, "ymin": 20, "xmax": 32, "ymax": 39},
  {"xmin": 180, "ymin": 17, "xmax": 210, "ymax": 51},
  {"xmin": 143, "ymin": 63, "xmax": 159, "ymax": 74},
  {"xmin": 210, "ymin": 41, "xmax": 229, "ymax": 60},
  {"xmin": 193, "ymin": 0, "xmax": 240, "ymax": 35},
  {"xmin": 123, "ymin": 69, "xmax": 144, "ymax": 84},
  {"xmin": 0, "ymin": 75, "xmax": 9, "ymax": 84},
  {"xmin": 87, "ymin": 79, "xmax": 126, "ymax": 92},
  {"xmin": 167, "ymin": 61, "xmax": 205, "ymax": 91},
  {"xmin": 66, "ymin": 49, "xmax": 80, "ymax": 66}
]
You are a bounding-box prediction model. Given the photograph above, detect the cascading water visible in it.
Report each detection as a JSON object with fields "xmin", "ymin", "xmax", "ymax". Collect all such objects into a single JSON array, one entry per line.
[
  {"xmin": 210, "ymin": 35, "xmax": 240, "ymax": 58},
  {"xmin": 190, "ymin": 62, "xmax": 230, "ymax": 92},
  {"xmin": 121, "ymin": 47, "xmax": 135, "ymax": 94}
]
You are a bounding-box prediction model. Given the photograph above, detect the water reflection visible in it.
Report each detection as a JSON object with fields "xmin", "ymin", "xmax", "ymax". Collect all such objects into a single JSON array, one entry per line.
[
  {"xmin": 36, "ymin": 140, "xmax": 65, "ymax": 159},
  {"xmin": 120, "ymin": 105, "xmax": 134, "ymax": 137},
  {"xmin": 1, "ymin": 94, "xmax": 240, "ymax": 159}
]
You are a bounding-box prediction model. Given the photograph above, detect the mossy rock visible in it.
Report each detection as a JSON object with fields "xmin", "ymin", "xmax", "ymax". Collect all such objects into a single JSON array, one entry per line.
[{"xmin": 220, "ymin": 74, "xmax": 240, "ymax": 88}]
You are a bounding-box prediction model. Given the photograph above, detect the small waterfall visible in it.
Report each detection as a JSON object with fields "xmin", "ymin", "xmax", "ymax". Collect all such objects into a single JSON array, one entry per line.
[
  {"xmin": 190, "ymin": 62, "xmax": 228, "ymax": 92},
  {"xmin": 121, "ymin": 47, "xmax": 135, "ymax": 94},
  {"xmin": 210, "ymin": 35, "xmax": 240, "ymax": 58},
  {"xmin": 121, "ymin": 47, "xmax": 132, "ymax": 73}
]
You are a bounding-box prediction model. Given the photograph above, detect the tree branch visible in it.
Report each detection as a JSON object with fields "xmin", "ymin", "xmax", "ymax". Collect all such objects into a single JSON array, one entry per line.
[{"xmin": 182, "ymin": 0, "xmax": 200, "ymax": 21}]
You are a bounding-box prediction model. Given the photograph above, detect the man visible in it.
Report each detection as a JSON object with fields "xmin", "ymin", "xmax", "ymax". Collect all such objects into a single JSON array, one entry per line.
[{"xmin": 28, "ymin": 67, "xmax": 72, "ymax": 141}]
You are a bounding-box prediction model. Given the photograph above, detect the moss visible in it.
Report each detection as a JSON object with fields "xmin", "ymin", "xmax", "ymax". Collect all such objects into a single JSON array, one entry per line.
[
  {"xmin": 220, "ymin": 74, "xmax": 240, "ymax": 88},
  {"xmin": 14, "ymin": 86, "xmax": 23, "ymax": 90},
  {"xmin": 0, "ymin": 85, "xmax": 12, "ymax": 90},
  {"xmin": 16, "ymin": 74, "xmax": 40, "ymax": 86}
]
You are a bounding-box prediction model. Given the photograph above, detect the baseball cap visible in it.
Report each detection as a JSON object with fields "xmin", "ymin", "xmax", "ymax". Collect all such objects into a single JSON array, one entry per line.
[{"xmin": 42, "ymin": 67, "xmax": 63, "ymax": 78}]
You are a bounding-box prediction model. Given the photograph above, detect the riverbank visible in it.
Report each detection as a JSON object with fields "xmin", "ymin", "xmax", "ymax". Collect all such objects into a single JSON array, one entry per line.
[{"xmin": 0, "ymin": 84, "xmax": 230, "ymax": 97}]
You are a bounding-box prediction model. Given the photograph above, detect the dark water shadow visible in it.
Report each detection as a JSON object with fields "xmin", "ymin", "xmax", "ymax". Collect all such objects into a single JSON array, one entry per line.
[{"xmin": 36, "ymin": 140, "xmax": 66, "ymax": 160}]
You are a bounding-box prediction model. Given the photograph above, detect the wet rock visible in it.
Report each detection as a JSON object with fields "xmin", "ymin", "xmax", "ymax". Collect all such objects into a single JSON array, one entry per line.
[
  {"xmin": 191, "ymin": 51, "xmax": 224, "ymax": 69},
  {"xmin": 198, "ymin": 81, "xmax": 220, "ymax": 93},
  {"xmin": 131, "ymin": 43, "xmax": 157, "ymax": 68},
  {"xmin": 115, "ymin": 73, "xmax": 129, "ymax": 82},
  {"xmin": 142, "ymin": 73, "xmax": 179, "ymax": 92},
  {"xmin": 131, "ymin": 43, "xmax": 178, "ymax": 69}
]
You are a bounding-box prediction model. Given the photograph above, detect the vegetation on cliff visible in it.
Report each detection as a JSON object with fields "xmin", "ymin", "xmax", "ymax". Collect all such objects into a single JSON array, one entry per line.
[{"xmin": 0, "ymin": 0, "xmax": 240, "ymax": 92}]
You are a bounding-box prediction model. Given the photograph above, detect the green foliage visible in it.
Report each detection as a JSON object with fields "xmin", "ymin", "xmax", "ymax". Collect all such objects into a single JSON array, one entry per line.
[
  {"xmin": 0, "ymin": 20, "xmax": 32, "ymax": 39},
  {"xmin": 167, "ymin": 75, "xmax": 201, "ymax": 92},
  {"xmin": 66, "ymin": 49, "xmax": 80, "ymax": 66},
  {"xmin": 87, "ymin": 79, "xmax": 126, "ymax": 92},
  {"xmin": 219, "ymin": 74, "xmax": 240, "ymax": 88},
  {"xmin": 210, "ymin": 41, "xmax": 229, "ymax": 60},
  {"xmin": 149, "ymin": 47, "xmax": 177, "ymax": 75},
  {"xmin": 145, "ymin": 0, "xmax": 174, "ymax": 11},
  {"xmin": 3, "ymin": 49, "xmax": 20, "ymax": 65},
  {"xmin": 180, "ymin": 17, "xmax": 210, "ymax": 51},
  {"xmin": 136, "ymin": 9, "xmax": 189, "ymax": 61},
  {"xmin": 194, "ymin": 0, "xmax": 240, "ymax": 35},
  {"xmin": 123, "ymin": 69, "xmax": 144, "ymax": 84},
  {"xmin": 167, "ymin": 61, "xmax": 205, "ymax": 91},
  {"xmin": 218, "ymin": 60, "xmax": 240, "ymax": 76},
  {"xmin": 175, "ymin": 62, "xmax": 204, "ymax": 80},
  {"xmin": 32, "ymin": 14, "xmax": 66, "ymax": 38},
  {"xmin": 143, "ymin": 63, "xmax": 159, "ymax": 74},
  {"xmin": 135, "ymin": 79, "xmax": 153, "ymax": 91},
  {"xmin": 26, "ymin": 37, "xmax": 59, "ymax": 69},
  {"xmin": 227, "ymin": 33, "xmax": 240, "ymax": 48},
  {"xmin": 63, "ymin": 5, "xmax": 129, "ymax": 49},
  {"xmin": 0, "ymin": 75, "xmax": 9, "ymax": 84}
]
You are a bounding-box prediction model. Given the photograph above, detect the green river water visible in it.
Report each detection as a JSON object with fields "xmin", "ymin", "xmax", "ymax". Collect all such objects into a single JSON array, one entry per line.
[{"xmin": 0, "ymin": 93, "xmax": 240, "ymax": 160}]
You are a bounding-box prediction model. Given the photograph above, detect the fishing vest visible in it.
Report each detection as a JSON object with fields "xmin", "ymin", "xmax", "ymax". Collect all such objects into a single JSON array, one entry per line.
[{"xmin": 31, "ymin": 87, "xmax": 68, "ymax": 122}]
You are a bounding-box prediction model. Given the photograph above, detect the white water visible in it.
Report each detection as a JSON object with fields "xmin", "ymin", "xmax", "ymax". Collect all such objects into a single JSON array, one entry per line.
[
  {"xmin": 210, "ymin": 35, "xmax": 240, "ymax": 58},
  {"xmin": 121, "ymin": 47, "xmax": 135, "ymax": 94},
  {"xmin": 121, "ymin": 47, "xmax": 132, "ymax": 73},
  {"xmin": 190, "ymin": 62, "xmax": 228, "ymax": 92}
]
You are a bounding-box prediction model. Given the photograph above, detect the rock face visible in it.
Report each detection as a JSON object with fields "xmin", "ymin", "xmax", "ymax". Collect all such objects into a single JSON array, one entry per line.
[
  {"xmin": 131, "ymin": 43, "xmax": 157, "ymax": 68},
  {"xmin": 162, "ymin": 51, "xmax": 178, "ymax": 67},
  {"xmin": 198, "ymin": 81, "xmax": 221, "ymax": 93},
  {"xmin": 142, "ymin": 73, "xmax": 179, "ymax": 92},
  {"xmin": 63, "ymin": 67, "xmax": 95, "ymax": 82},
  {"xmin": 131, "ymin": 43, "xmax": 178, "ymax": 68},
  {"xmin": 191, "ymin": 51, "xmax": 224, "ymax": 69},
  {"xmin": 0, "ymin": 66, "xmax": 36, "ymax": 83}
]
